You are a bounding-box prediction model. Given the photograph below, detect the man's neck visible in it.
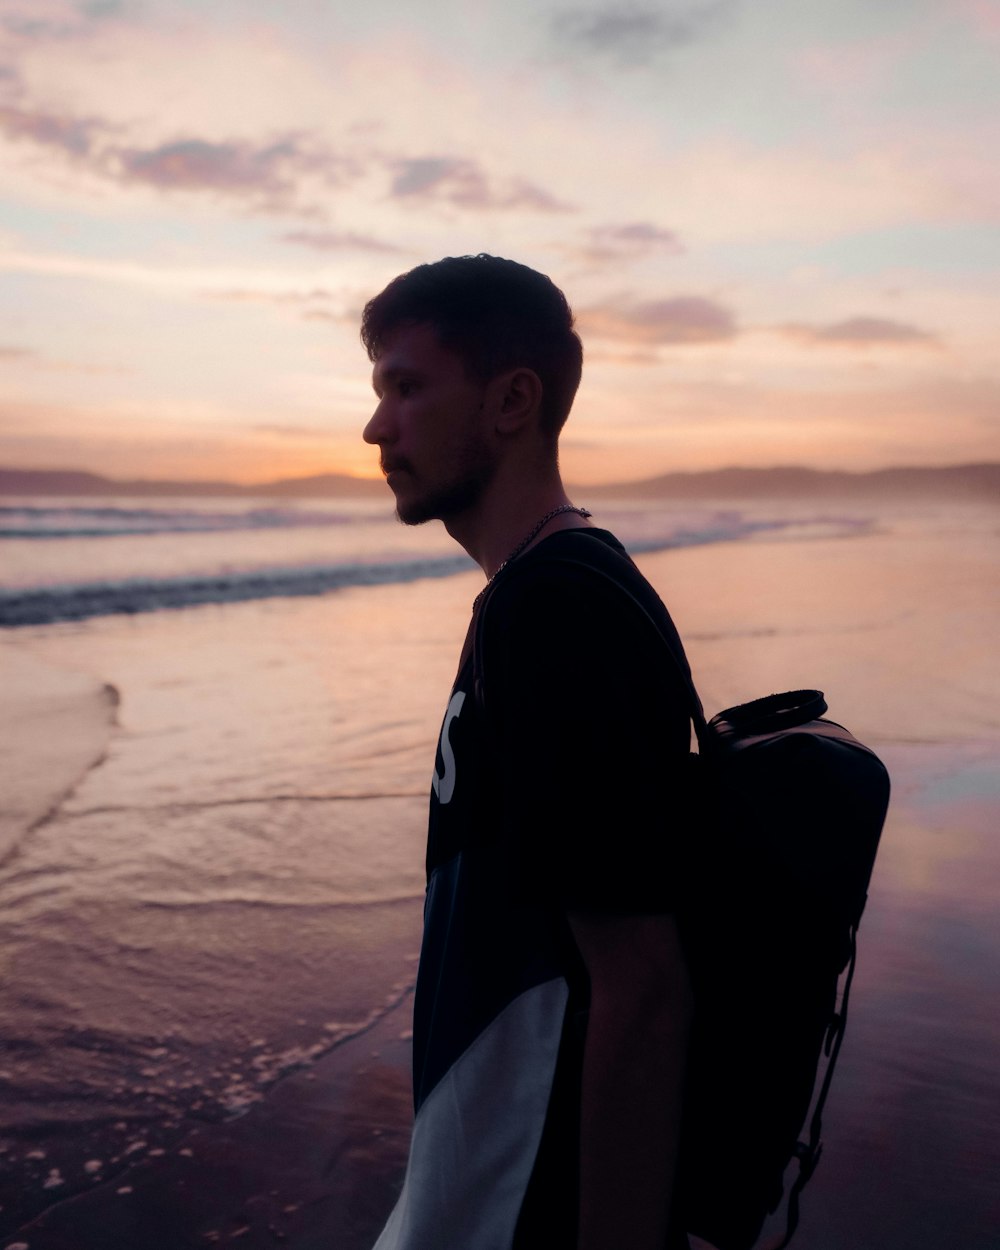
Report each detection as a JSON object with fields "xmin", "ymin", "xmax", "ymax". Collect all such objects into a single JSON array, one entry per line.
[{"xmin": 444, "ymin": 473, "xmax": 590, "ymax": 578}]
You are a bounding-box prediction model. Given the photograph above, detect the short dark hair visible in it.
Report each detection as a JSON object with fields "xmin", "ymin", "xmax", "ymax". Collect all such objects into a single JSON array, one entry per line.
[{"xmin": 360, "ymin": 254, "xmax": 583, "ymax": 438}]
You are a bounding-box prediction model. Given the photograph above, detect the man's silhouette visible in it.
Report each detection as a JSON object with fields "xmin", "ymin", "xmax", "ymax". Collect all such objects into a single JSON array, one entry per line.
[{"xmin": 361, "ymin": 255, "xmax": 694, "ymax": 1250}]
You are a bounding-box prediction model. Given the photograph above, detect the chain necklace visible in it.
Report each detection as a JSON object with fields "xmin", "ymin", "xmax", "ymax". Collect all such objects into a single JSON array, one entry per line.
[{"xmin": 472, "ymin": 504, "xmax": 592, "ymax": 611}]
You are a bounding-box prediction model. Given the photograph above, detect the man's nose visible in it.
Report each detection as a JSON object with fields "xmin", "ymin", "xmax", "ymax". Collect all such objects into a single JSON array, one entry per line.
[{"xmin": 363, "ymin": 398, "xmax": 391, "ymax": 446}]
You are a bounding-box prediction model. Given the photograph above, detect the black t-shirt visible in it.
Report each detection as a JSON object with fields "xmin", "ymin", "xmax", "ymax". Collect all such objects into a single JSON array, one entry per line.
[{"xmin": 373, "ymin": 528, "xmax": 694, "ymax": 1250}]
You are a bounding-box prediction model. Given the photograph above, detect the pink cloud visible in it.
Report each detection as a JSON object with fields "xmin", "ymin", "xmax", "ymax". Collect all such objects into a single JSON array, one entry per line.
[
  {"xmin": 0, "ymin": 100, "xmax": 357, "ymax": 216},
  {"xmin": 388, "ymin": 156, "xmax": 573, "ymax": 213},
  {"xmin": 781, "ymin": 317, "xmax": 941, "ymax": 348},
  {"xmin": 568, "ymin": 220, "xmax": 684, "ymax": 263},
  {"xmin": 110, "ymin": 134, "xmax": 354, "ymax": 213},
  {"xmin": 0, "ymin": 95, "xmax": 571, "ymax": 223},
  {"xmin": 580, "ymin": 295, "xmax": 737, "ymax": 345},
  {"xmin": 0, "ymin": 0, "xmax": 122, "ymax": 44},
  {"xmin": 0, "ymin": 102, "xmax": 106, "ymax": 156},
  {"xmin": 115, "ymin": 137, "xmax": 298, "ymax": 193}
]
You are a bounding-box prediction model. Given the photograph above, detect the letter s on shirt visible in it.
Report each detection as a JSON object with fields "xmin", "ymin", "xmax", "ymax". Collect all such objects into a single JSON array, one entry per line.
[{"xmin": 431, "ymin": 691, "xmax": 466, "ymax": 806}]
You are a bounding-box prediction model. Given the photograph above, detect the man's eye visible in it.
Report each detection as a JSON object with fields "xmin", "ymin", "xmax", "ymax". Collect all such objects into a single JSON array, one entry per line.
[{"xmin": 398, "ymin": 380, "xmax": 417, "ymax": 397}]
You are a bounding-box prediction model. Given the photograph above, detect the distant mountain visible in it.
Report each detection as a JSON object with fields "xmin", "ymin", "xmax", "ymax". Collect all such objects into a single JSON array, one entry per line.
[
  {"xmin": 584, "ymin": 463, "xmax": 1000, "ymax": 501},
  {"xmin": 1, "ymin": 463, "xmax": 997, "ymax": 500},
  {"xmin": 0, "ymin": 468, "xmax": 385, "ymax": 498}
]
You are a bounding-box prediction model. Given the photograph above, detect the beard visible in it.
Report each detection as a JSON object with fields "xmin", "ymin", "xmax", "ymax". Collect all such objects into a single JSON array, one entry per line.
[{"xmin": 393, "ymin": 434, "xmax": 497, "ymax": 527}]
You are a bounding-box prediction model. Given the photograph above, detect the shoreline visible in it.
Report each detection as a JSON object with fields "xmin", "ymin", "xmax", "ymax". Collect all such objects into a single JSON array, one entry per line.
[
  {"xmin": 0, "ymin": 649, "xmax": 118, "ymax": 860},
  {"xmin": 3, "ymin": 993, "xmax": 414, "ymax": 1250}
]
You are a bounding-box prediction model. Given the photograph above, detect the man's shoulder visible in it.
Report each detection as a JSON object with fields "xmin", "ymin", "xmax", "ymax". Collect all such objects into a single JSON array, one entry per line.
[
  {"xmin": 480, "ymin": 524, "xmax": 694, "ymax": 697},
  {"xmin": 485, "ymin": 527, "xmax": 666, "ymax": 627},
  {"xmin": 522, "ymin": 525, "xmax": 630, "ymax": 568}
]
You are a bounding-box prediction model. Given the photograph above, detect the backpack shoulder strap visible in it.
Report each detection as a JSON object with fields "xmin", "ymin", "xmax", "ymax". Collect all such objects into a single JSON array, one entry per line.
[
  {"xmin": 472, "ymin": 533, "xmax": 707, "ymax": 737},
  {"xmin": 764, "ymin": 922, "xmax": 861, "ymax": 1250},
  {"xmin": 537, "ymin": 535, "xmax": 708, "ymax": 736}
]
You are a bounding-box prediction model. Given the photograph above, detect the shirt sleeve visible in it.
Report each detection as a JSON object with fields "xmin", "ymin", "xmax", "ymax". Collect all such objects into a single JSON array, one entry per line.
[{"xmin": 480, "ymin": 557, "xmax": 693, "ymax": 914}]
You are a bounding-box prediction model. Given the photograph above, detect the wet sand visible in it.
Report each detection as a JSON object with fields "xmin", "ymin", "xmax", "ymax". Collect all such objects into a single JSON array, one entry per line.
[
  {"xmin": 4, "ymin": 994, "xmax": 414, "ymax": 1250},
  {"xmin": 0, "ymin": 651, "xmax": 118, "ymax": 861}
]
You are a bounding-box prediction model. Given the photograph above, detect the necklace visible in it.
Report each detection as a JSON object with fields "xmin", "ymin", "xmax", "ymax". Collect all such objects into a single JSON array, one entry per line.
[{"xmin": 472, "ymin": 504, "xmax": 592, "ymax": 611}]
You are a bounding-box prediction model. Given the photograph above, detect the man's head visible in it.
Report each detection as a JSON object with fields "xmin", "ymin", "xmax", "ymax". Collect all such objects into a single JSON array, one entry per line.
[{"xmin": 360, "ymin": 254, "xmax": 582, "ymax": 441}]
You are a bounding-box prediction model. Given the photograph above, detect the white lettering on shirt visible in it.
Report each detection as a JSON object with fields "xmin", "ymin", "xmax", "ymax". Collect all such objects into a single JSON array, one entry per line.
[{"xmin": 431, "ymin": 690, "xmax": 466, "ymax": 806}]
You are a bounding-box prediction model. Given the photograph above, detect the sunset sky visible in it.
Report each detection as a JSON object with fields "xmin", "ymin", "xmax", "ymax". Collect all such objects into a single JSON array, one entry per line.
[{"xmin": 1, "ymin": 0, "xmax": 998, "ymax": 485}]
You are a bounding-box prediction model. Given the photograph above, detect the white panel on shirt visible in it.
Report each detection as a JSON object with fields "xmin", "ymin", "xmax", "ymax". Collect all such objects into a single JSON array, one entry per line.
[{"xmin": 372, "ymin": 976, "xmax": 570, "ymax": 1250}]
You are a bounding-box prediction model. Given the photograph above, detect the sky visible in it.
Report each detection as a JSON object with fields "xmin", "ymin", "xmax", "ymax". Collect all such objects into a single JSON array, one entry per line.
[{"xmin": 0, "ymin": 0, "xmax": 998, "ymax": 485}]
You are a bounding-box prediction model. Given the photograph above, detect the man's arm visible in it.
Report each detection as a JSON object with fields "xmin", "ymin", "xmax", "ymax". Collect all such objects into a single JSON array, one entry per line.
[{"xmin": 568, "ymin": 910, "xmax": 692, "ymax": 1250}]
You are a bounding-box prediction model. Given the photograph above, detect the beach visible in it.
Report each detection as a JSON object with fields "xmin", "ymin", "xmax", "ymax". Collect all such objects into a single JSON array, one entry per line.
[{"xmin": 1, "ymin": 496, "xmax": 998, "ymax": 1249}]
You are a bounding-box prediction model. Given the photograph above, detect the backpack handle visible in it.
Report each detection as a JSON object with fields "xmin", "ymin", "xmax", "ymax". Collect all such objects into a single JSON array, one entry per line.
[{"xmin": 710, "ymin": 689, "xmax": 828, "ymax": 736}]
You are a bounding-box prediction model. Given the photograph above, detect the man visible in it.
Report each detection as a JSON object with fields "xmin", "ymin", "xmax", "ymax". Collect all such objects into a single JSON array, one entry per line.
[{"xmin": 361, "ymin": 255, "xmax": 695, "ymax": 1250}]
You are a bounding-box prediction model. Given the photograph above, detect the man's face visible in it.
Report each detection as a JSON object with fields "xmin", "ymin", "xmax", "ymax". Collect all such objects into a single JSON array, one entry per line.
[{"xmin": 363, "ymin": 322, "xmax": 497, "ymax": 526}]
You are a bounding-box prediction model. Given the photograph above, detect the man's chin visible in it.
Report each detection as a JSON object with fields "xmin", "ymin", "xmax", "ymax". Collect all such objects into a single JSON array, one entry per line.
[
  {"xmin": 395, "ymin": 500, "xmax": 435, "ymax": 526},
  {"xmin": 392, "ymin": 485, "xmax": 442, "ymax": 527},
  {"xmin": 391, "ymin": 463, "xmax": 494, "ymax": 528}
]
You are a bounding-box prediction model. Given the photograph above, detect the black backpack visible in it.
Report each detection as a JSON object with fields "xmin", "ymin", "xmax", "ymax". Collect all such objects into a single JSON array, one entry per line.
[
  {"xmin": 475, "ymin": 533, "xmax": 890, "ymax": 1248},
  {"xmin": 675, "ymin": 688, "xmax": 890, "ymax": 1250}
]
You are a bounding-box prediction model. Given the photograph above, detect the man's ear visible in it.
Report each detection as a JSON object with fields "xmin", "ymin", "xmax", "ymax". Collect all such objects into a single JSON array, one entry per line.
[{"xmin": 492, "ymin": 368, "xmax": 543, "ymax": 436}]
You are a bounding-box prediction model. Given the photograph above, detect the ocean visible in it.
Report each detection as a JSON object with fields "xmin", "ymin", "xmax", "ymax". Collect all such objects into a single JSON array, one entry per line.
[
  {"xmin": 0, "ymin": 497, "xmax": 846, "ymax": 628},
  {"xmin": 1, "ymin": 493, "xmax": 998, "ymax": 1249}
]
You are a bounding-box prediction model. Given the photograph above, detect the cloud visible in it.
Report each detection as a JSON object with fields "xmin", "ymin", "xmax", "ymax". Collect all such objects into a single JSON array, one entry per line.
[
  {"xmin": 390, "ymin": 157, "xmax": 457, "ymax": 197},
  {"xmin": 115, "ymin": 137, "xmax": 292, "ymax": 193},
  {"xmin": 79, "ymin": 0, "xmax": 125, "ymax": 17},
  {"xmin": 110, "ymin": 134, "xmax": 353, "ymax": 212},
  {"xmin": 569, "ymin": 220, "xmax": 684, "ymax": 263},
  {"xmin": 280, "ymin": 229, "xmax": 403, "ymax": 254},
  {"xmin": 0, "ymin": 103, "xmax": 107, "ymax": 157},
  {"xmin": 579, "ymin": 295, "xmax": 738, "ymax": 345},
  {"xmin": 595, "ymin": 222, "xmax": 682, "ymax": 248},
  {"xmin": 0, "ymin": 0, "xmax": 125, "ymax": 42},
  {"xmin": 0, "ymin": 99, "xmax": 357, "ymax": 216},
  {"xmin": 0, "ymin": 344, "xmax": 35, "ymax": 359},
  {"xmin": 1, "ymin": 95, "xmax": 568, "ymax": 224},
  {"xmin": 388, "ymin": 156, "xmax": 573, "ymax": 213},
  {"xmin": 551, "ymin": 1, "xmax": 735, "ymax": 67},
  {"xmin": 782, "ymin": 316, "xmax": 941, "ymax": 348}
]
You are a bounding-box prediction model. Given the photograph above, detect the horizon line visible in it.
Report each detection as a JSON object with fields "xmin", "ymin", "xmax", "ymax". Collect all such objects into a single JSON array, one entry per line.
[{"xmin": 2, "ymin": 459, "xmax": 999, "ymax": 494}]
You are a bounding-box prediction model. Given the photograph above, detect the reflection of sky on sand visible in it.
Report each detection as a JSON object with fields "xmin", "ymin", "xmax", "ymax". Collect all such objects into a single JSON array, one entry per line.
[
  {"xmin": 867, "ymin": 746, "xmax": 998, "ymax": 952},
  {"xmin": 901, "ymin": 749, "xmax": 1000, "ymax": 813},
  {"xmin": 651, "ymin": 502, "xmax": 1000, "ymax": 744},
  {"xmin": 826, "ymin": 754, "xmax": 1000, "ymax": 1250}
]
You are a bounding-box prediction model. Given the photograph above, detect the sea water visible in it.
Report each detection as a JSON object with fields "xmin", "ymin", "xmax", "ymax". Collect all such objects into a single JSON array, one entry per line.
[
  {"xmin": 0, "ymin": 496, "xmax": 845, "ymax": 626},
  {"xmin": 1, "ymin": 494, "xmax": 997, "ymax": 1247}
]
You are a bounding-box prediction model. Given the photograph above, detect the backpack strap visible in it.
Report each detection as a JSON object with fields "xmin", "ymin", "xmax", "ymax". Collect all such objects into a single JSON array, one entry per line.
[
  {"xmin": 472, "ymin": 534, "xmax": 708, "ymax": 739},
  {"xmin": 764, "ymin": 921, "xmax": 860, "ymax": 1250}
]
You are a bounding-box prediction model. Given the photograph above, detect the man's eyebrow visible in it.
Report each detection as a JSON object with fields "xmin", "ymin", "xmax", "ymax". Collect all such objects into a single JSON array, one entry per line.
[{"xmin": 372, "ymin": 363, "xmax": 422, "ymax": 392}]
